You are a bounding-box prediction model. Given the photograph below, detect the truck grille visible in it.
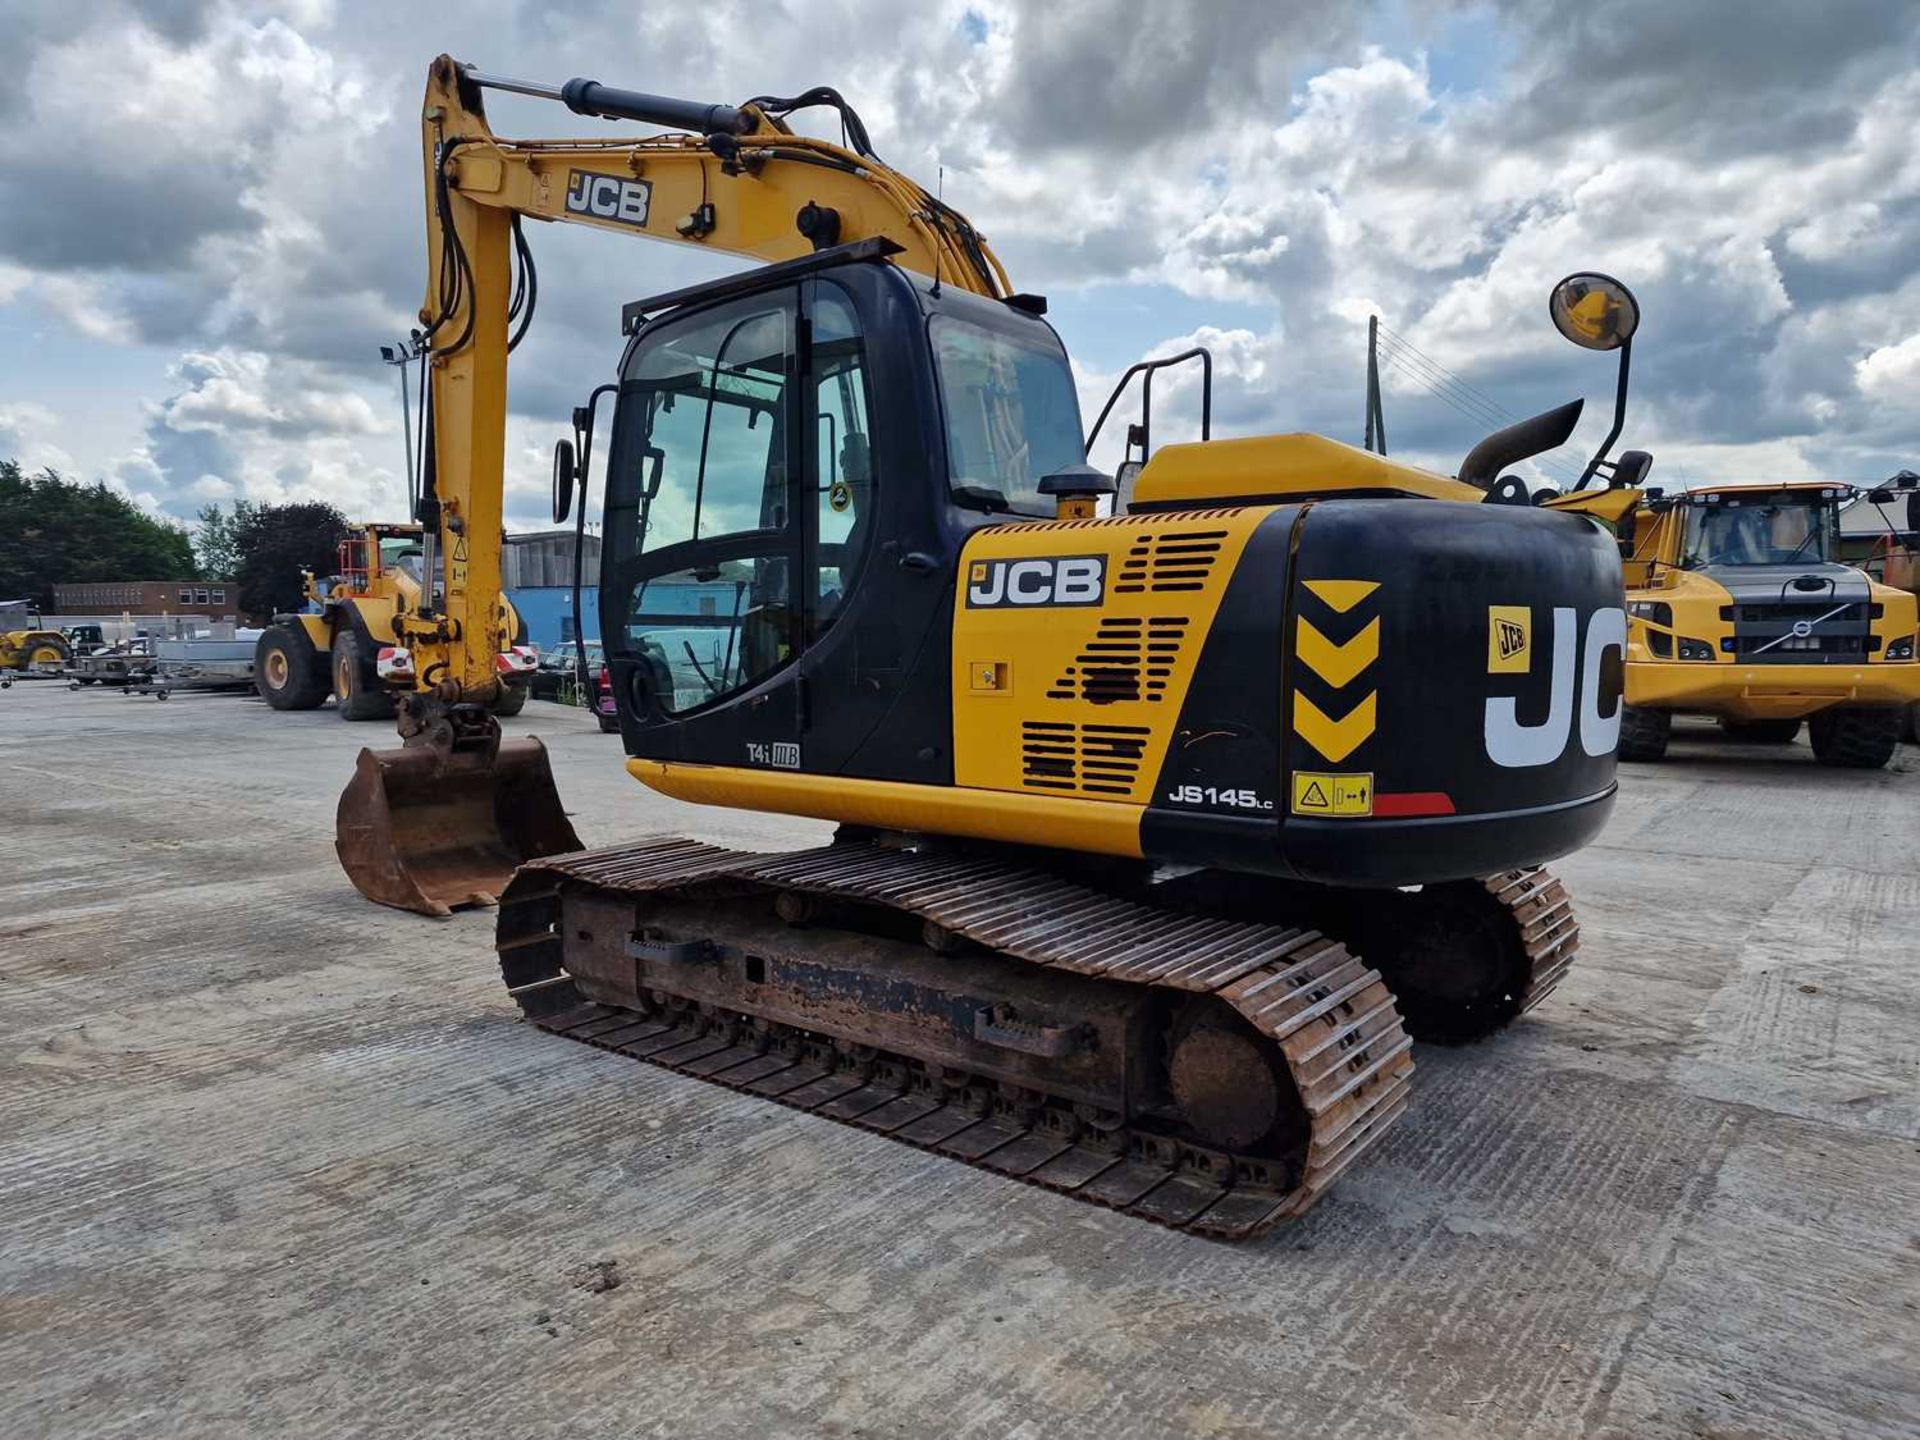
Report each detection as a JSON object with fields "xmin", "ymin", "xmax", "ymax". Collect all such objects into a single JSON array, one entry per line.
[{"xmin": 1727, "ymin": 601, "xmax": 1868, "ymax": 663}]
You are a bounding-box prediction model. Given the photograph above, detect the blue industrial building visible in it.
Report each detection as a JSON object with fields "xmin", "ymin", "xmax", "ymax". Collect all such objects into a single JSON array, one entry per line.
[{"xmin": 504, "ymin": 530, "xmax": 601, "ymax": 650}]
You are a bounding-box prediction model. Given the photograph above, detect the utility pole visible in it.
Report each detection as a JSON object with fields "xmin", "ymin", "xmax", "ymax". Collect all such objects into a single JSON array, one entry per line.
[{"xmin": 1364, "ymin": 315, "xmax": 1387, "ymax": 454}]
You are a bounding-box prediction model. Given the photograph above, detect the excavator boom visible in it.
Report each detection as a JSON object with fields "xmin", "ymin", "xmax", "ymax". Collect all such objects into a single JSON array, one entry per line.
[{"xmin": 339, "ymin": 56, "xmax": 1020, "ymax": 916}]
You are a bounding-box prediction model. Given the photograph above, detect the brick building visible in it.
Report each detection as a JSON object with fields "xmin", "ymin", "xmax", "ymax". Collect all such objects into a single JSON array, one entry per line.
[{"xmin": 53, "ymin": 580, "xmax": 240, "ymax": 622}]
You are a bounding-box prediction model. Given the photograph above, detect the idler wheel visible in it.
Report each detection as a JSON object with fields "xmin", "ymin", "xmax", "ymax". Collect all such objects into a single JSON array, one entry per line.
[{"xmin": 1167, "ymin": 1002, "xmax": 1297, "ymax": 1152}]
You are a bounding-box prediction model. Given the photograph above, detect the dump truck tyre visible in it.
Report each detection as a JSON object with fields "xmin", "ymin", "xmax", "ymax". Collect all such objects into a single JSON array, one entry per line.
[
  {"xmin": 492, "ymin": 681, "xmax": 528, "ymax": 717},
  {"xmin": 255, "ymin": 625, "xmax": 330, "ymax": 710},
  {"xmin": 1720, "ymin": 717, "xmax": 1801, "ymax": 744},
  {"xmin": 1808, "ymin": 705, "xmax": 1900, "ymax": 769},
  {"xmin": 1617, "ymin": 704, "xmax": 1670, "ymax": 761},
  {"xmin": 333, "ymin": 633, "xmax": 396, "ymax": 721}
]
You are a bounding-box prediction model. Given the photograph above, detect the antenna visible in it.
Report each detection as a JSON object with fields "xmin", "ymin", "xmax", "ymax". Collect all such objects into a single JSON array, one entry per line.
[{"xmin": 929, "ymin": 164, "xmax": 943, "ymax": 298}]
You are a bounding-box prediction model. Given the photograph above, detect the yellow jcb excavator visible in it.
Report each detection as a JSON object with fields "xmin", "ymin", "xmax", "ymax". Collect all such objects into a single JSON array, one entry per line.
[{"xmin": 337, "ymin": 57, "xmax": 1631, "ymax": 1236}]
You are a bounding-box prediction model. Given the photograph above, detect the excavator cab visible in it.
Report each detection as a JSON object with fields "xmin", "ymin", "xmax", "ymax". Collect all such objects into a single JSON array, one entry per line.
[{"xmin": 597, "ymin": 245, "xmax": 1084, "ymax": 782}]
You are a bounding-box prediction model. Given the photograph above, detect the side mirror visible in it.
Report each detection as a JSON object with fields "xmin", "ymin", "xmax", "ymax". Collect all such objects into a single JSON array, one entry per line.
[
  {"xmin": 1115, "ymin": 459, "xmax": 1144, "ymax": 510},
  {"xmin": 1550, "ymin": 273, "xmax": 1640, "ymax": 351},
  {"xmin": 1611, "ymin": 450, "xmax": 1654, "ymax": 489},
  {"xmin": 551, "ymin": 438, "xmax": 577, "ymax": 524},
  {"xmin": 1550, "ymin": 271, "xmax": 1642, "ymax": 490}
]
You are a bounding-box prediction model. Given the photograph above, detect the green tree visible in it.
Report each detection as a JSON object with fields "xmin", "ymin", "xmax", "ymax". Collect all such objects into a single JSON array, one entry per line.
[
  {"xmin": 192, "ymin": 499, "xmax": 256, "ymax": 581},
  {"xmin": 233, "ymin": 500, "xmax": 349, "ymax": 619},
  {"xmin": 0, "ymin": 459, "xmax": 197, "ymax": 608}
]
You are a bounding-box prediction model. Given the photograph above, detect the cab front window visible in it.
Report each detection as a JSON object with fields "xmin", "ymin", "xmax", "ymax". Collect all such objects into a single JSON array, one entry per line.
[
  {"xmin": 1682, "ymin": 494, "xmax": 1834, "ymax": 567},
  {"xmin": 931, "ymin": 313, "xmax": 1084, "ymax": 516}
]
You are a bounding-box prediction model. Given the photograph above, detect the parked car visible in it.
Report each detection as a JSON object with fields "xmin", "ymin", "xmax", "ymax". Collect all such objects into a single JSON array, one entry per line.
[
  {"xmin": 529, "ymin": 641, "xmax": 603, "ymax": 701},
  {"xmin": 595, "ymin": 662, "xmax": 620, "ymax": 733}
]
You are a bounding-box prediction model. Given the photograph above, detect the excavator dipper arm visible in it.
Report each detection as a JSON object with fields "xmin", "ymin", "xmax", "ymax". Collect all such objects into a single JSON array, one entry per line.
[{"xmin": 338, "ymin": 56, "xmax": 1012, "ymax": 916}]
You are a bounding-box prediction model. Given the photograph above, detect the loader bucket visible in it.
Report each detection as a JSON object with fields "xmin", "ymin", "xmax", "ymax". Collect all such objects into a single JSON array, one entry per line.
[{"xmin": 336, "ymin": 737, "xmax": 582, "ymax": 917}]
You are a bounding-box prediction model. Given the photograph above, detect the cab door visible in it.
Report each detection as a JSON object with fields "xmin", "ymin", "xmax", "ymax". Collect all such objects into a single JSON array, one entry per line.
[{"xmin": 601, "ymin": 287, "xmax": 805, "ymax": 767}]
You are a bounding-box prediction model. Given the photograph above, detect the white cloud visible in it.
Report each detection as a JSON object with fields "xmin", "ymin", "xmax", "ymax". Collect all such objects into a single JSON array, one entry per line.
[
  {"xmin": 1855, "ymin": 333, "xmax": 1920, "ymax": 407},
  {"xmin": 4, "ymin": 0, "xmax": 1920, "ymax": 518},
  {"xmin": 0, "ymin": 401, "xmax": 80, "ymax": 477},
  {"xmin": 31, "ymin": 275, "xmax": 138, "ymax": 343}
]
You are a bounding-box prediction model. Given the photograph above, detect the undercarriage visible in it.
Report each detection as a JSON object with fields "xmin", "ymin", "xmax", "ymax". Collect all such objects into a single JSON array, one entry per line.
[{"xmin": 497, "ymin": 835, "xmax": 1578, "ymax": 1237}]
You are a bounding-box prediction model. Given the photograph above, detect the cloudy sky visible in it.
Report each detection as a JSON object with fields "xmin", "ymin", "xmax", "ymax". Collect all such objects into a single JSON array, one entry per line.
[{"xmin": 2, "ymin": 0, "xmax": 1917, "ymax": 532}]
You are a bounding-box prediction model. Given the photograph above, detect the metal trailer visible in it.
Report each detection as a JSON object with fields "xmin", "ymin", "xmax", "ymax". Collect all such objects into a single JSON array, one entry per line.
[
  {"xmin": 124, "ymin": 636, "xmax": 260, "ymax": 700},
  {"xmin": 66, "ymin": 644, "xmax": 157, "ymax": 690}
]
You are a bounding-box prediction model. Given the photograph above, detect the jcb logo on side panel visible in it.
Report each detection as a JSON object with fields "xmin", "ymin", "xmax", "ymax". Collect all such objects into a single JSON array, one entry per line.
[
  {"xmin": 1484, "ymin": 606, "xmax": 1627, "ymax": 767},
  {"xmin": 1488, "ymin": 605, "xmax": 1530, "ymax": 673},
  {"xmin": 965, "ymin": 555, "xmax": 1106, "ymax": 608},
  {"xmin": 564, "ymin": 170, "xmax": 653, "ymax": 227}
]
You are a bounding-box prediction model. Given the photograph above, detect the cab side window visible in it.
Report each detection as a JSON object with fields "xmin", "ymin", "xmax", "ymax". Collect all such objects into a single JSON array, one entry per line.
[{"xmin": 810, "ymin": 288, "xmax": 875, "ymax": 639}]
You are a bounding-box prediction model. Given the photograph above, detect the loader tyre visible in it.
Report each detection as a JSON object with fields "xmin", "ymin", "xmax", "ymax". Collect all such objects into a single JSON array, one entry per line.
[
  {"xmin": 1617, "ymin": 704, "xmax": 1671, "ymax": 761},
  {"xmin": 492, "ymin": 680, "xmax": 528, "ymax": 717},
  {"xmin": 255, "ymin": 625, "xmax": 330, "ymax": 710},
  {"xmin": 332, "ymin": 632, "xmax": 395, "ymax": 721},
  {"xmin": 1719, "ymin": 717, "xmax": 1800, "ymax": 744},
  {"xmin": 26, "ymin": 639, "xmax": 69, "ymax": 668},
  {"xmin": 1807, "ymin": 705, "xmax": 1900, "ymax": 769}
]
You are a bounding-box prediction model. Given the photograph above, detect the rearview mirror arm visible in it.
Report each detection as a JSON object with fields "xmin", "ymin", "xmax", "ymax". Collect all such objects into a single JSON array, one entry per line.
[
  {"xmin": 1574, "ymin": 338, "xmax": 1632, "ymax": 491},
  {"xmin": 570, "ymin": 382, "xmax": 620, "ymax": 699}
]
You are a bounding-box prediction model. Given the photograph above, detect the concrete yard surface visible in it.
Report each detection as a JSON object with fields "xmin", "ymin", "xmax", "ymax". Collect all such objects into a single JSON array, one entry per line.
[{"xmin": 1, "ymin": 684, "xmax": 1916, "ymax": 1439}]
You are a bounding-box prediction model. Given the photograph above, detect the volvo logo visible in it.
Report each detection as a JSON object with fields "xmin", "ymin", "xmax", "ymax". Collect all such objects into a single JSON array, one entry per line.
[{"xmin": 1791, "ymin": 619, "xmax": 1814, "ymax": 638}]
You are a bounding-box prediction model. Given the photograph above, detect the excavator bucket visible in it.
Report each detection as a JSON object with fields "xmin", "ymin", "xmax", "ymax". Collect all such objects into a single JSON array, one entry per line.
[{"xmin": 336, "ymin": 737, "xmax": 581, "ymax": 917}]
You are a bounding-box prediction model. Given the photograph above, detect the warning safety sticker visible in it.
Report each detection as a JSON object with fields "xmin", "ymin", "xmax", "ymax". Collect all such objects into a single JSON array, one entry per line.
[{"xmin": 1290, "ymin": 770, "xmax": 1374, "ymax": 817}]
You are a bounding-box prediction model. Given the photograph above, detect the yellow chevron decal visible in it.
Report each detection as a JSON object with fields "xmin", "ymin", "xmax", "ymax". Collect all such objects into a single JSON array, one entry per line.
[
  {"xmin": 1292, "ymin": 690, "xmax": 1377, "ymax": 763},
  {"xmin": 1296, "ymin": 614, "xmax": 1380, "ymax": 688},
  {"xmin": 1302, "ymin": 579, "xmax": 1380, "ymax": 613}
]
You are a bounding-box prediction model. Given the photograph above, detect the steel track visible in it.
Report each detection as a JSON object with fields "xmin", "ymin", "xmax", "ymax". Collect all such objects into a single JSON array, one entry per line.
[{"xmin": 497, "ymin": 839, "xmax": 1419, "ymax": 1239}]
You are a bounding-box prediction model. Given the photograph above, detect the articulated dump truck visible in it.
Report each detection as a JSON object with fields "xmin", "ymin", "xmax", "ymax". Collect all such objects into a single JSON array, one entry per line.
[{"xmin": 1613, "ymin": 477, "xmax": 1920, "ymax": 767}]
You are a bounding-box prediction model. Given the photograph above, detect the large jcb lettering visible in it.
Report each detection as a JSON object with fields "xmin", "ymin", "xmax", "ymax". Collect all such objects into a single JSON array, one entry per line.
[
  {"xmin": 1578, "ymin": 608, "xmax": 1626, "ymax": 758},
  {"xmin": 1483, "ymin": 606, "xmax": 1625, "ymax": 768}
]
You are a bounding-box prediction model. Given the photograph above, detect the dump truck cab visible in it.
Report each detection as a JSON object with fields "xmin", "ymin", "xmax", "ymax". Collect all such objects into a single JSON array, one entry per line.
[{"xmin": 1618, "ymin": 478, "xmax": 1920, "ymax": 765}]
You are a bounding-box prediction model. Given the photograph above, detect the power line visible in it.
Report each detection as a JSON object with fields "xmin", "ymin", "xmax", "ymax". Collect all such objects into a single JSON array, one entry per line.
[
  {"xmin": 1375, "ymin": 322, "xmax": 1521, "ymax": 423},
  {"xmin": 1372, "ymin": 342, "xmax": 1583, "ymax": 483}
]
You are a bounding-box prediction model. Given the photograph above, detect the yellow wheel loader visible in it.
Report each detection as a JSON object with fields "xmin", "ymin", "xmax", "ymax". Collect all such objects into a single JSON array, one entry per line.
[
  {"xmin": 0, "ymin": 628, "xmax": 70, "ymax": 677},
  {"xmin": 335, "ymin": 58, "xmax": 1639, "ymax": 1235},
  {"xmin": 254, "ymin": 521, "xmax": 535, "ymax": 721}
]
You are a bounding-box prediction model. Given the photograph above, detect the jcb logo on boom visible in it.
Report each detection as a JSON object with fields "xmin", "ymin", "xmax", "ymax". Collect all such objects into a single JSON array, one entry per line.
[
  {"xmin": 564, "ymin": 170, "xmax": 653, "ymax": 227},
  {"xmin": 965, "ymin": 555, "xmax": 1106, "ymax": 608},
  {"xmin": 1483, "ymin": 605, "xmax": 1627, "ymax": 768}
]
